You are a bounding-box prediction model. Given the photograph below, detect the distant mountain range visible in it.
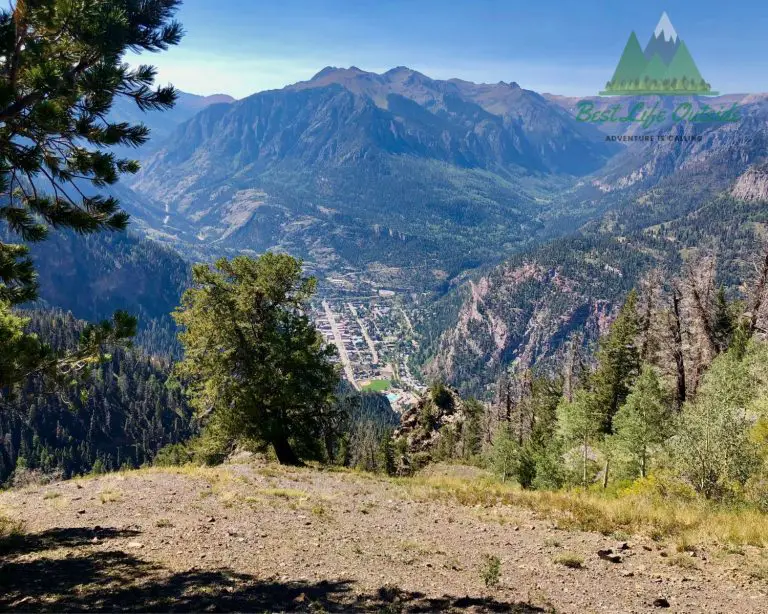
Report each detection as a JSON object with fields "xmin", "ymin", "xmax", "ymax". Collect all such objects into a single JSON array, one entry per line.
[
  {"xmin": 108, "ymin": 91, "xmax": 235, "ymax": 159},
  {"xmin": 17, "ymin": 68, "xmax": 768, "ymax": 397},
  {"xmin": 422, "ymin": 96, "xmax": 768, "ymax": 394},
  {"xmin": 123, "ymin": 66, "xmax": 619, "ymax": 290}
]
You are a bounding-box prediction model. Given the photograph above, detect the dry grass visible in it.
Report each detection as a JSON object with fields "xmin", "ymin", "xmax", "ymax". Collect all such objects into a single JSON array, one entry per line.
[
  {"xmin": 99, "ymin": 489, "xmax": 121, "ymax": 504},
  {"xmin": 259, "ymin": 487, "xmax": 307, "ymax": 499},
  {"xmin": 399, "ymin": 472, "xmax": 768, "ymax": 548},
  {"xmin": 0, "ymin": 510, "xmax": 23, "ymax": 539},
  {"xmin": 666, "ymin": 553, "xmax": 700, "ymax": 570},
  {"xmin": 553, "ymin": 552, "xmax": 584, "ymax": 569}
]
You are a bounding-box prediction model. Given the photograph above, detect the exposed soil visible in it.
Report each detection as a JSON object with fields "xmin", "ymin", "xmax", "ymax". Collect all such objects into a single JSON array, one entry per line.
[{"xmin": 0, "ymin": 460, "xmax": 766, "ymax": 613}]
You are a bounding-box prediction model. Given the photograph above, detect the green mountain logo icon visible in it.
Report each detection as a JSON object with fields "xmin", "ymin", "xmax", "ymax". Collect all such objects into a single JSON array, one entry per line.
[{"xmin": 600, "ymin": 12, "xmax": 716, "ymax": 96}]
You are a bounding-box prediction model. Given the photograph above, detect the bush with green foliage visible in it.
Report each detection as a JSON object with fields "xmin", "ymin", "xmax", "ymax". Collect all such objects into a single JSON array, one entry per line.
[
  {"xmin": 674, "ymin": 346, "xmax": 761, "ymax": 499},
  {"xmin": 490, "ymin": 423, "xmax": 519, "ymax": 482}
]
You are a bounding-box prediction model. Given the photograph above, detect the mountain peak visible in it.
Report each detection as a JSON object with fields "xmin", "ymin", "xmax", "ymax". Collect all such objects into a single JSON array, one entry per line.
[
  {"xmin": 310, "ymin": 66, "xmax": 370, "ymax": 81},
  {"xmin": 654, "ymin": 11, "xmax": 678, "ymax": 42}
]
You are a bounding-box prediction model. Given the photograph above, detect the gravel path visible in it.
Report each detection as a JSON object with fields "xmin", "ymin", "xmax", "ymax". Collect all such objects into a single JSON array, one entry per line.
[{"xmin": 0, "ymin": 461, "xmax": 766, "ymax": 612}]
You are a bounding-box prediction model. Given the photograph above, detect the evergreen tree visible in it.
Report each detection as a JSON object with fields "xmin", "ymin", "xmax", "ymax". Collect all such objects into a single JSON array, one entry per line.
[
  {"xmin": 590, "ymin": 290, "xmax": 641, "ymax": 432},
  {"xmin": 612, "ymin": 365, "xmax": 671, "ymax": 478},
  {"xmin": 378, "ymin": 432, "xmax": 396, "ymax": 476},
  {"xmin": 0, "ymin": 0, "xmax": 183, "ymax": 391},
  {"xmin": 461, "ymin": 399, "xmax": 484, "ymax": 460},
  {"xmin": 173, "ymin": 254, "xmax": 339, "ymax": 465}
]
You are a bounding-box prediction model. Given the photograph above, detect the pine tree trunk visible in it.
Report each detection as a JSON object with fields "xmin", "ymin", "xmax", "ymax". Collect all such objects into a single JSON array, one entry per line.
[
  {"xmin": 272, "ymin": 434, "xmax": 302, "ymax": 466},
  {"xmin": 670, "ymin": 290, "xmax": 687, "ymax": 410}
]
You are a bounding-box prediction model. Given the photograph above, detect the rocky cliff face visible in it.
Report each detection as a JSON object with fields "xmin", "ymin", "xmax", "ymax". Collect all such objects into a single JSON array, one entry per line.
[
  {"xmin": 423, "ymin": 234, "xmax": 646, "ymax": 396},
  {"xmin": 392, "ymin": 385, "xmax": 472, "ymax": 473},
  {"xmin": 732, "ymin": 162, "xmax": 768, "ymax": 203}
]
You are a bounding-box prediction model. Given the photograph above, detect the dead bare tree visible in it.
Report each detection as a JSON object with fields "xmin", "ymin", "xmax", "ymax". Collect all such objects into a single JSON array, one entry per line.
[
  {"xmin": 747, "ymin": 244, "xmax": 768, "ymax": 336},
  {"xmin": 685, "ymin": 257, "xmax": 719, "ymax": 362},
  {"xmin": 668, "ymin": 285, "xmax": 687, "ymax": 410}
]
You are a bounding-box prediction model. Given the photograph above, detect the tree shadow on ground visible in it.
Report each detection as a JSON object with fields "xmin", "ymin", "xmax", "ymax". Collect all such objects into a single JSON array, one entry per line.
[
  {"xmin": 0, "ymin": 526, "xmax": 140, "ymax": 555},
  {"xmin": 0, "ymin": 526, "xmax": 545, "ymax": 612}
]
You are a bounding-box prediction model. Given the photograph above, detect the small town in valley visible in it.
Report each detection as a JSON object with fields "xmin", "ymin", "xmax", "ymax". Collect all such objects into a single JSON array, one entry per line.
[{"xmin": 314, "ymin": 295, "xmax": 426, "ymax": 412}]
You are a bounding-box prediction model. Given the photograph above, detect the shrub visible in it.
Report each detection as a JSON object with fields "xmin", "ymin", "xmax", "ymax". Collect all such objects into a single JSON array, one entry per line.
[
  {"xmin": 430, "ymin": 382, "xmax": 453, "ymax": 411},
  {"xmin": 154, "ymin": 443, "xmax": 193, "ymax": 467},
  {"xmin": 480, "ymin": 554, "xmax": 501, "ymax": 588}
]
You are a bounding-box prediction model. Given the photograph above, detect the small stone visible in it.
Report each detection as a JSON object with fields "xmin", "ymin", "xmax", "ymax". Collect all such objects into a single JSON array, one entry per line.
[
  {"xmin": 653, "ymin": 598, "xmax": 670, "ymax": 608},
  {"xmin": 621, "ymin": 571, "xmax": 634, "ymax": 578},
  {"xmin": 207, "ymin": 517, "xmax": 216, "ymax": 523},
  {"xmin": 598, "ymin": 549, "xmax": 622, "ymax": 563},
  {"xmin": 76, "ymin": 509, "xmax": 86, "ymax": 514},
  {"xmin": 127, "ymin": 541, "xmax": 144, "ymax": 549}
]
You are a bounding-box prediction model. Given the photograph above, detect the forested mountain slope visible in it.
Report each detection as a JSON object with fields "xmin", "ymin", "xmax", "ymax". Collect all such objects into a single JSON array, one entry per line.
[
  {"xmin": 0, "ymin": 226, "xmax": 191, "ymax": 356},
  {"xmin": 420, "ymin": 99, "xmax": 768, "ymax": 395},
  {"xmin": 128, "ymin": 67, "xmax": 616, "ymax": 289},
  {"xmin": 0, "ymin": 310, "xmax": 193, "ymax": 484}
]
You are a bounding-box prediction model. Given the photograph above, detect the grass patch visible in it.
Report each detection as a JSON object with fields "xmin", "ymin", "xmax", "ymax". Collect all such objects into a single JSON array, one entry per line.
[
  {"xmin": 667, "ymin": 553, "xmax": 699, "ymax": 570},
  {"xmin": 311, "ymin": 503, "xmax": 330, "ymax": 518},
  {"xmin": 361, "ymin": 379, "xmax": 391, "ymax": 392},
  {"xmin": 43, "ymin": 491, "xmax": 61, "ymax": 500},
  {"xmin": 554, "ymin": 552, "xmax": 584, "ymax": 569},
  {"xmin": 99, "ymin": 489, "xmax": 121, "ymax": 504},
  {"xmin": 399, "ymin": 472, "xmax": 768, "ymax": 548},
  {"xmin": 0, "ymin": 512, "xmax": 23, "ymax": 539},
  {"xmin": 260, "ymin": 488, "xmax": 307, "ymax": 499},
  {"xmin": 155, "ymin": 518, "xmax": 174, "ymax": 528}
]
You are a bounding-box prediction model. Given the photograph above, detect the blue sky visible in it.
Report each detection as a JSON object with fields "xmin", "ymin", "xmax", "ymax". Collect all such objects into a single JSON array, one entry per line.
[{"xmin": 137, "ymin": 0, "xmax": 768, "ymax": 98}]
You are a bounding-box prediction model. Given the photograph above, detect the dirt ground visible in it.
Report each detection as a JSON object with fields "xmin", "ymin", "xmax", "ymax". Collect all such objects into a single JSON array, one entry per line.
[{"xmin": 0, "ymin": 460, "xmax": 766, "ymax": 613}]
